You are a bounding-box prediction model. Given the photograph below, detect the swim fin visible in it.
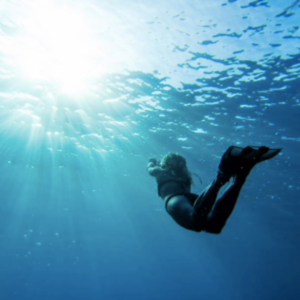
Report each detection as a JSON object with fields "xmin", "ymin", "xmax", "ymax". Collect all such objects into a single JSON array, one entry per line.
[{"xmin": 218, "ymin": 145, "xmax": 281, "ymax": 181}]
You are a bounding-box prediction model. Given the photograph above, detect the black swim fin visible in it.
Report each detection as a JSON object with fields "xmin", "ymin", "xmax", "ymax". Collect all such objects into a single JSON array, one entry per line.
[{"xmin": 219, "ymin": 145, "xmax": 281, "ymax": 181}]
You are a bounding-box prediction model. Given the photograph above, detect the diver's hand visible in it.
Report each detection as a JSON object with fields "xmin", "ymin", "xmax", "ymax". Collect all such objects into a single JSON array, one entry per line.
[
  {"xmin": 149, "ymin": 158, "xmax": 157, "ymax": 164},
  {"xmin": 147, "ymin": 158, "xmax": 157, "ymax": 169},
  {"xmin": 147, "ymin": 158, "xmax": 160, "ymax": 173}
]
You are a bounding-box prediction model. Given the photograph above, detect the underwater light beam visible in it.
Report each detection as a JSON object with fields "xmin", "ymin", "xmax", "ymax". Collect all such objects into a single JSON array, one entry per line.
[{"xmin": 9, "ymin": 1, "xmax": 111, "ymax": 95}]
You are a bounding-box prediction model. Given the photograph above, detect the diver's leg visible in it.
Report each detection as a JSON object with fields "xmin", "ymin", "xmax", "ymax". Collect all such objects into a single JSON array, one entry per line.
[
  {"xmin": 203, "ymin": 175, "xmax": 246, "ymax": 234},
  {"xmin": 200, "ymin": 145, "xmax": 280, "ymax": 234},
  {"xmin": 192, "ymin": 174, "xmax": 225, "ymax": 220},
  {"xmin": 166, "ymin": 195, "xmax": 202, "ymax": 232},
  {"xmin": 166, "ymin": 174, "xmax": 226, "ymax": 232}
]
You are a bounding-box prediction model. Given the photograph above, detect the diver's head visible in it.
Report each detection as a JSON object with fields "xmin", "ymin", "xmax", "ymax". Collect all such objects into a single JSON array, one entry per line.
[
  {"xmin": 160, "ymin": 152, "xmax": 193, "ymax": 185},
  {"xmin": 160, "ymin": 152, "xmax": 187, "ymax": 170}
]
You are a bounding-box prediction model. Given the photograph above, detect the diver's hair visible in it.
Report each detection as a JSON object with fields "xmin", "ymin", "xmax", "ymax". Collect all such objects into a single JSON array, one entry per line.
[{"xmin": 160, "ymin": 152, "xmax": 193, "ymax": 185}]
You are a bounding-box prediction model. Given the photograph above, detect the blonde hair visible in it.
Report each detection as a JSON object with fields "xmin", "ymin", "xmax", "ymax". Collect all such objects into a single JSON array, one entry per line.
[{"xmin": 160, "ymin": 153, "xmax": 193, "ymax": 185}]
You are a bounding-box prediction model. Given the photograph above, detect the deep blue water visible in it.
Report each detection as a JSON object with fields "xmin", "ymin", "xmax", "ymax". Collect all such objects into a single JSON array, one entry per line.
[{"xmin": 0, "ymin": 0, "xmax": 300, "ymax": 299}]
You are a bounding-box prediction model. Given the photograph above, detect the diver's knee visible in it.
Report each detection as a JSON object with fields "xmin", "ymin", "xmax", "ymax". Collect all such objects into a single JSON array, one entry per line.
[
  {"xmin": 181, "ymin": 222, "xmax": 203, "ymax": 232},
  {"xmin": 204, "ymin": 221, "xmax": 225, "ymax": 234},
  {"xmin": 204, "ymin": 227, "xmax": 222, "ymax": 234},
  {"xmin": 203, "ymin": 214, "xmax": 227, "ymax": 234},
  {"xmin": 192, "ymin": 227, "xmax": 202, "ymax": 233}
]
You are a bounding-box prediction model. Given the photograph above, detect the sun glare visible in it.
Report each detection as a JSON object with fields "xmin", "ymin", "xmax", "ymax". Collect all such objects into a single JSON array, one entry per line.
[{"xmin": 12, "ymin": 1, "xmax": 106, "ymax": 95}]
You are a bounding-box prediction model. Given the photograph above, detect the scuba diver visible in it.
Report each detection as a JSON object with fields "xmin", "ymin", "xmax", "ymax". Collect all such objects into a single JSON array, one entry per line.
[{"xmin": 147, "ymin": 145, "xmax": 281, "ymax": 234}]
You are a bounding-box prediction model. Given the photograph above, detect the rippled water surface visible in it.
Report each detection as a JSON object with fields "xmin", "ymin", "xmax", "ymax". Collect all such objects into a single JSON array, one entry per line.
[{"xmin": 0, "ymin": 0, "xmax": 299, "ymax": 299}]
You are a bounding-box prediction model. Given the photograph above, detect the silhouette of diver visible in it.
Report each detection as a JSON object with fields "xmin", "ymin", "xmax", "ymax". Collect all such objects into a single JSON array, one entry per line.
[{"xmin": 147, "ymin": 146, "xmax": 281, "ymax": 234}]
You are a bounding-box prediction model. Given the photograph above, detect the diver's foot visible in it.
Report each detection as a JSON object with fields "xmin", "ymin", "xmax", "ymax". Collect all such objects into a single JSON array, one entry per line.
[{"xmin": 219, "ymin": 145, "xmax": 281, "ymax": 181}]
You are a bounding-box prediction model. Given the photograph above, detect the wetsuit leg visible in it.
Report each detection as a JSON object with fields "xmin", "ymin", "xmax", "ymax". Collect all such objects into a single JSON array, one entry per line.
[
  {"xmin": 166, "ymin": 176, "xmax": 224, "ymax": 232},
  {"xmin": 203, "ymin": 176, "xmax": 246, "ymax": 234},
  {"xmin": 166, "ymin": 195, "xmax": 201, "ymax": 231},
  {"xmin": 192, "ymin": 177, "xmax": 223, "ymax": 221}
]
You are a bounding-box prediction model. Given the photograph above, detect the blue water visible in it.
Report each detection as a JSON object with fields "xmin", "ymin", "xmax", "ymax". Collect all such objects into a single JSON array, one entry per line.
[{"xmin": 0, "ymin": 0, "xmax": 299, "ymax": 299}]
